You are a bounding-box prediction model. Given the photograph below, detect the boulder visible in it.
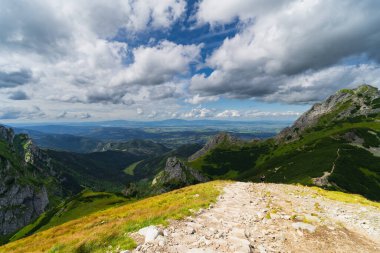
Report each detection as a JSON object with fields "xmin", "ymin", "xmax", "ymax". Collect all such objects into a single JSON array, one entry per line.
[{"xmin": 138, "ymin": 225, "xmax": 160, "ymax": 243}]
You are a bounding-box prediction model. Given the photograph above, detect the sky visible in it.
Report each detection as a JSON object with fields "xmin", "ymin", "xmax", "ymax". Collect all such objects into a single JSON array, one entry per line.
[{"xmin": 1, "ymin": 0, "xmax": 380, "ymax": 122}]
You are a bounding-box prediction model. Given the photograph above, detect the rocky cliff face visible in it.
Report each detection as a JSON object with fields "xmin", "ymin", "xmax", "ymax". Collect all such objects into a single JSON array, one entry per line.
[
  {"xmin": 0, "ymin": 127, "xmax": 14, "ymax": 145},
  {"xmin": 188, "ymin": 133, "xmax": 239, "ymax": 162},
  {"xmin": 277, "ymin": 85, "xmax": 380, "ymax": 142},
  {"xmin": 0, "ymin": 125, "xmax": 50, "ymax": 237},
  {"xmin": 0, "ymin": 180, "xmax": 48, "ymax": 236},
  {"xmin": 151, "ymin": 157, "xmax": 208, "ymax": 193}
]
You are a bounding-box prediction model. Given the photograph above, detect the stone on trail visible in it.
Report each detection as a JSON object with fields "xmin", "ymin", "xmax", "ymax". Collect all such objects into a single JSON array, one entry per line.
[
  {"xmin": 292, "ymin": 222, "xmax": 316, "ymax": 233},
  {"xmin": 138, "ymin": 225, "xmax": 161, "ymax": 242}
]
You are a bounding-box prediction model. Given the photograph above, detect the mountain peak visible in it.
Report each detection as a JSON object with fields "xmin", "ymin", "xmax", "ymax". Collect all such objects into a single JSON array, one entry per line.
[
  {"xmin": 188, "ymin": 132, "xmax": 239, "ymax": 162},
  {"xmin": 277, "ymin": 85, "xmax": 380, "ymax": 142}
]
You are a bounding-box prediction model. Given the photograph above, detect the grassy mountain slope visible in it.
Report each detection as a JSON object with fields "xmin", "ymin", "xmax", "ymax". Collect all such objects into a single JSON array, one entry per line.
[
  {"xmin": 189, "ymin": 85, "xmax": 380, "ymax": 200},
  {"xmin": 0, "ymin": 181, "xmax": 225, "ymax": 253},
  {"xmin": 46, "ymin": 150, "xmax": 144, "ymax": 192},
  {"xmin": 8, "ymin": 190, "xmax": 128, "ymax": 243}
]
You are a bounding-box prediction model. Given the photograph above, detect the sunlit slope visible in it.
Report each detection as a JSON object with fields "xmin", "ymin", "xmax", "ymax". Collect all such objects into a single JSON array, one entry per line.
[
  {"xmin": 8, "ymin": 191, "xmax": 129, "ymax": 243},
  {"xmin": 0, "ymin": 181, "xmax": 226, "ymax": 253}
]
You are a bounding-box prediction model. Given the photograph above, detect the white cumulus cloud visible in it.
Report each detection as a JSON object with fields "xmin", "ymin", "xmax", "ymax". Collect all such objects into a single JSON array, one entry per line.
[{"xmin": 192, "ymin": 0, "xmax": 380, "ymax": 103}]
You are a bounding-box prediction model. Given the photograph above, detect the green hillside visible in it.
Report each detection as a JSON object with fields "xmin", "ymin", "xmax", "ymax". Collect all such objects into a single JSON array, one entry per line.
[
  {"xmin": 46, "ymin": 150, "xmax": 143, "ymax": 192},
  {"xmin": 189, "ymin": 85, "xmax": 380, "ymax": 200}
]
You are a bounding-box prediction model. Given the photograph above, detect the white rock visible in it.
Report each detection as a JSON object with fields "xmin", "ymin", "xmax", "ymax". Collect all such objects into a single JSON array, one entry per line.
[
  {"xmin": 120, "ymin": 251, "xmax": 130, "ymax": 253},
  {"xmin": 186, "ymin": 226, "xmax": 196, "ymax": 234},
  {"xmin": 257, "ymin": 245, "xmax": 267, "ymax": 253},
  {"xmin": 292, "ymin": 222, "xmax": 316, "ymax": 233},
  {"xmin": 138, "ymin": 225, "xmax": 160, "ymax": 242},
  {"xmin": 256, "ymin": 212, "xmax": 264, "ymax": 219},
  {"xmin": 155, "ymin": 235, "xmax": 165, "ymax": 247},
  {"xmin": 270, "ymin": 213, "xmax": 281, "ymax": 219}
]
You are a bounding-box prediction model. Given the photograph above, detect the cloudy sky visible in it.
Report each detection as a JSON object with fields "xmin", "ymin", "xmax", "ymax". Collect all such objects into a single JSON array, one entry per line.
[{"xmin": 1, "ymin": 0, "xmax": 380, "ymax": 122}]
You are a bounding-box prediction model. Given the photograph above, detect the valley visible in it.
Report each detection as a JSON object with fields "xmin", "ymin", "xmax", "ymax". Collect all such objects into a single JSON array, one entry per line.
[
  {"xmin": 0, "ymin": 85, "xmax": 379, "ymax": 252},
  {"xmin": 3, "ymin": 2, "xmax": 380, "ymax": 252}
]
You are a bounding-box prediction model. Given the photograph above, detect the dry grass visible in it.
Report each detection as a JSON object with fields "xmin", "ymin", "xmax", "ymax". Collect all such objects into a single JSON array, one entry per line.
[
  {"xmin": 311, "ymin": 187, "xmax": 380, "ymax": 209},
  {"xmin": 0, "ymin": 181, "xmax": 228, "ymax": 253}
]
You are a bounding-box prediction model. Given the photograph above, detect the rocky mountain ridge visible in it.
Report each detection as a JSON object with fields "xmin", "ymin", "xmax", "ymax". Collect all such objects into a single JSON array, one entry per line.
[
  {"xmin": 151, "ymin": 157, "xmax": 208, "ymax": 192},
  {"xmin": 188, "ymin": 132, "xmax": 239, "ymax": 162},
  {"xmin": 186, "ymin": 85, "xmax": 380, "ymax": 201},
  {"xmin": 276, "ymin": 84, "xmax": 380, "ymax": 141}
]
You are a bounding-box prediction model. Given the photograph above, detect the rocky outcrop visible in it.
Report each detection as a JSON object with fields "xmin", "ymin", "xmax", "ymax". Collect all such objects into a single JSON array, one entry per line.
[
  {"xmin": 0, "ymin": 126, "xmax": 51, "ymax": 236},
  {"xmin": 151, "ymin": 157, "xmax": 208, "ymax": 193},
  {"xmin": 188, "ymin": 132, "xmax": 239, "ymax": 162},
  {"xmin": 0, "ymin": 126, "xmax": 14, "ymax": 145},
  {"xmin": 277, "ymin": 85, "xmax": 380, "ymax": 142}
]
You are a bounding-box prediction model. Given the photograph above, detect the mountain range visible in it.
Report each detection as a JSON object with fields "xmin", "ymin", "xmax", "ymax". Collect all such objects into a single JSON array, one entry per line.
[{"xmin": 0, "ymin": 85, "xmax": 379, "ymax": 251}]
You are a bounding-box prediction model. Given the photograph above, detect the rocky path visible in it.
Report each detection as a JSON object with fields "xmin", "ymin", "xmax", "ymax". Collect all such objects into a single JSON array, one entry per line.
[
  {"xmin": 312, "ymin": 148, "xmax": 340, "ymax": 187},
  {"xmin": 131, "ymin": 182, "xmax": 380, "ymax": 253}
]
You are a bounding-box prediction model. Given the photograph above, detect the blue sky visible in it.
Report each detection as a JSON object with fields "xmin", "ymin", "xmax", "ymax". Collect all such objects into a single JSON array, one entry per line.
[{"xmin": 0, "ymin": 0, "xmax": 380, "ymax": 122}]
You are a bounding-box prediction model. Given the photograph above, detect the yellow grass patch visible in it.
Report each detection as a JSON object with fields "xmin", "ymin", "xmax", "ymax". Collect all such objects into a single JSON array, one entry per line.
[
  {"xmin": 1, "ymin": 181, "xmax": 228, "ymax": 253},
  {"xmin": 311, "ymin": 187, "xmax": 380, "ymax": 209}
]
